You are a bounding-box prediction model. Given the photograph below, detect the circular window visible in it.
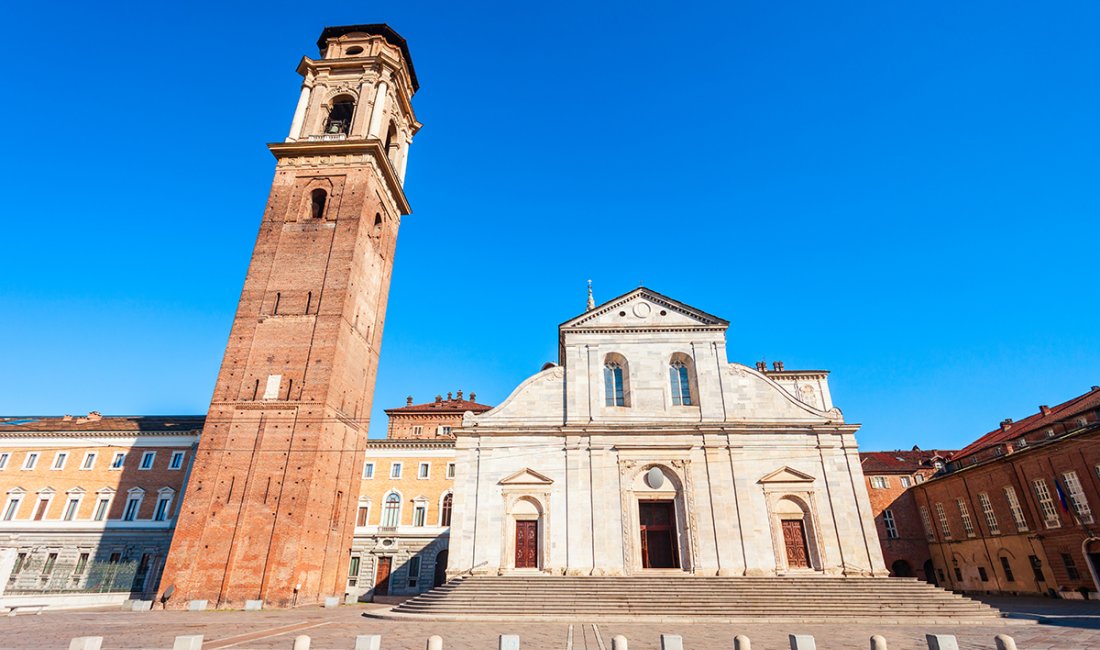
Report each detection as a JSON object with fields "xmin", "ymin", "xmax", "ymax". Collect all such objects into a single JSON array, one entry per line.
[
  {"xmin": 618, "ymin": 311, "xmax": 626, "ymax": 317},
  {"xmin": 346, "ymin": 46, "xmax": 364, "ymax": 56},
  {"xmin": 645, "ymin": 467, "xmax": 666, "ymax": 489},
  {"xmin": 660, "ymin": 310, "xmax": 667, "ymax": 316}
]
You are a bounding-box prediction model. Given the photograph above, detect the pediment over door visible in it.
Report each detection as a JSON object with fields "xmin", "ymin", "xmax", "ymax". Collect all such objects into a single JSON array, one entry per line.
[
  {"xmin": 498, "ymin": 468, "xmax": 554, "ymax": 486},
  {"xmin": 757, "ymin": 466, "xmax": 816, "ymax": 484}
]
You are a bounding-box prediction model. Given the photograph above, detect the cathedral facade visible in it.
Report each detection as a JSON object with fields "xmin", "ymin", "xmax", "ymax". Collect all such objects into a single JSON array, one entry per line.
[{"xmin": 448, "ymin": 288, "xmax": 886, "ymax": 578}]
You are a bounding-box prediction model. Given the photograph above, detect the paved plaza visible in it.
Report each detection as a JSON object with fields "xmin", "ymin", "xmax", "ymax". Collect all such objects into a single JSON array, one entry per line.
[{"xmin": 5, "ymin": 598, "xmax": 1100, "ymax": 650}]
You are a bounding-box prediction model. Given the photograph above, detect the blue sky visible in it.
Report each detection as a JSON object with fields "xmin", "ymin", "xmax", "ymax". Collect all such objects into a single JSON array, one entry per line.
[{"xmin": 2, "ymin": 2, "xmax": 1098, "ymax": 450}]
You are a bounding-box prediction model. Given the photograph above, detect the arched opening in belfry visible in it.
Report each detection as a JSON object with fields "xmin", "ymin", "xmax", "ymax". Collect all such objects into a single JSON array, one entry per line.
[
  {"xmin": 325, "ymin": 96, "xmax": 355, "ymax": 135},
  {"xmin": 385, "ymin": 122, "xmax": 400, "ymax": 167}
]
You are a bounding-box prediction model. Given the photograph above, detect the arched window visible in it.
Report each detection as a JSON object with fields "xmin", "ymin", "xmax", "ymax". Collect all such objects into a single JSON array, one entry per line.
[
  {"xmin": 381, "ymin": 492, "xmax": 401, "ymax": 527},
  {"xmin": 310, "ymin": 189, "xmax": 326, "ymax": 219},
  {"xmin": 603, "ymin": 353, "xmax": 629, "ymax": 407},
  {"xmin": 325, "ymin": 96, "xmax": 355, "ymax": 134},
  {"xmin": 385, "ymin": 123, "xmax": 399, "ymax": 165},
  {"xmin": 669, "ymin": 360, "xmax": 692, "ymax": 406},
  {"xmin": 440, "ymin": 493, "xmax": 453, "ymax": 527},
  {"xmin": 372, "ymin": 213, "xmax": 383, "ymax": 238}
]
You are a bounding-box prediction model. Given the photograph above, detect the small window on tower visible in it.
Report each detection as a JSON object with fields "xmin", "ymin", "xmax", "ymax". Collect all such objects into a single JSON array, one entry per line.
[
  {"xmin": 310, "ymin": 189, "xmax": 327, "ymax": 219},
  {"xmin": 325, "ymin": 97, "xmax": 355, "ymax": 135},
  {"xmin": 372, "ymin": 213, "xmax": 383, "ymax": 238}
]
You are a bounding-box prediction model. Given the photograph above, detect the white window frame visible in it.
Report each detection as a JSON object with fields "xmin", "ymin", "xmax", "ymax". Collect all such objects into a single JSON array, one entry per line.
[
  {"xmin": 439, "ymin": 426, "xmax": 452, "ymax": 437},
  {"xmin": 412, "ymin": 426, "xmax": 423, "ymax": 436},
  {"xmin": 0, "ymin": 452, "xmax": 8, "ymax": 470},
  {"xmin": 139, "ymin": 451, "xmax": 156, "ymax": 470},
  {"xmin": 390, "ymin": 462, "xmax": 403, "ymax": 479},
  {"xmin": 407, "ymin": 555, "xmax": 422, "ymax": 588},
  {"xmin": 1062, "ymin": 471, "xmax": 1094, "ymax": 524},
  {"xmin": 915, "ymin": 474, "xmax": 926, "ymax": 483},
  {"xmin": 81, "ymin": 452, "xmax": 97, "ymax": 470},
  {"xmin": 1004, "ymin": 486, "xmax": 1028, "ymax": 532},
  {"xmin": 2, "ymin": 492, "xmax": 23, "ymax": 521},
  {"xmin": 169, "ymin": 451, "xmax": 186, "ymax": 470},
  {"xmin": 418, "ymin": 462, "xmax": 430, "ymax": 479},
  {"xmin": 362, "ymin": 462, "xmax": 375, "ymax": 479},
  {"xmin": 22, "ymin": 452, "xmax": 39, "ymax": 470},
  {"xmin": 900, "ymin": 476, "xmax": 912, "ymax": 488},
  {"xmin": 446, "ymin": 462, "xmax": 456, "ymax": 479},
  {"xmin": 957, "ymin": 499, "xmax": 976, "ymax": 537},
  {"xmin": 870, "ymin": 476, "xmax": 888, "ymax": 489},
  {"xmin": 122, "ymin": 489, "xmax": 144, "ymax": 521},
  {"xmin": 935, "ymin": 502, "xmax": 952, "ymax": 539},
  {"xmin": 883, "ymin": 509, "xmax": 899, "ymax": 539},
  {"xmin": 110, "ymin": 452, "xmax": 126, "ymax": 470},
  {"xmin": 380, "ymin": 492, "xmax": 402, "ymax": 527},
  {"xmin": 978, "ymin": 492, "xmax": 1000, "ymax": 535},
  {"xmin": 153, "ymin": 490, "xmax": 174, "ymax": 521},
  {"xmin": 412, "ymin": 500, "xmax": 428, "ymax": 527},
  {"xmin": 62, "ymin": 495, "xmax": 82, "ymax": 521},
  {"xmin": 93, "ymin": 495, "xmax": 112, "ymax": 522},
  {"xmin": 50, "ymin": 452, "xmax": 68, "ymax": 470},
  {"xmin": 31, "ymin": 491, "xmax": 54, "ymax": 520},
  {"xmin": 1032, "ymin": 478, "xmax": 1061, "ymax": 528},
  {"xmin": 355, "ymin": 501, "xmax": 371, "ymax": 527},
  {"xmin": 919, "ymin": 505, "xmax": 936, "ymax": 542}
]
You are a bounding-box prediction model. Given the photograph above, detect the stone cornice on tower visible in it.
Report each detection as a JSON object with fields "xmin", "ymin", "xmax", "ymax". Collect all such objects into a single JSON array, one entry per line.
[{"xmin": 268, "ymin": 139, "xmax": 412, "ymax": 215}]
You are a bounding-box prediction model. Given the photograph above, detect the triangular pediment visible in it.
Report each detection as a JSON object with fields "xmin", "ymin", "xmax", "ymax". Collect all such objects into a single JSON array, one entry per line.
[
  {"xmin": 499, "ymin": 468, "xmax": 554, "ymax": 485},
  {"xmin": 758, "ymin": 466, "xmax": 816, "ymax": 484},
  {"xmin": 560, "ymin": 288, "xmax": 728, "ymax": 331}
]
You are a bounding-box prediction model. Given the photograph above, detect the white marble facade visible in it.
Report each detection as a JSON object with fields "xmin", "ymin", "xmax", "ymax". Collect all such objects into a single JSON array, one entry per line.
[{"xmin": 448, "ymin": 288, "xmax": 885, "ymax": 578}]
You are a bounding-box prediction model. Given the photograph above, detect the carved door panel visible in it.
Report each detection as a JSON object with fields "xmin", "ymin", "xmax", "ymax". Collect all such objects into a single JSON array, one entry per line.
[
  {"xmin": 515, "ymin": 520, "xmax": 538, "ymax": 568},
  {"xmin": 639, "ymin": 501, "xmax": 679, "ymax": 569},
  {"xmin": 374, "ymin": 556, "xmax": 392, "ymax": 595},
  {"xmin": 782, "ymin": 519, "xmax": 809, "ymax": 569}
]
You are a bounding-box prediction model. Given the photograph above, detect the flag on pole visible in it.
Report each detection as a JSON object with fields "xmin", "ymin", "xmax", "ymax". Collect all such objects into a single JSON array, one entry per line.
[{"xmin": 1054, "ymin": 477, "xmax": 1071, "ymax": 513}]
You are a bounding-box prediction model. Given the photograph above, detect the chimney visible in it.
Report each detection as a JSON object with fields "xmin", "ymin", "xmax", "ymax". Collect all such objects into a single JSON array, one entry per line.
[
  {"xmin": 447, "ymin": 392, "xmax": 453, "ymax": 400},
  {"xmin": 406, "ymin": 396, "xmax": 413, "ymax": 406},
  {"xmin": 756, "ymin": 361, "xmax": 766, "ymax": 372},
  {"xmin": 470, "ymin": 392, "xmax": 476, "ymax": 402},
  {"xmin": 87, "ymin": 411, "xmax": 102, "ymax": 422},
  {"xmin": 456, "ymin": 390, "xmax": 463, "ymax": 400},
  {"xmin": 772, "ymin": 361, "xmax": 784, "ymax": 371},
  {"xmin": 1000, "ymin": 418, "xmax": 1013, "ymax": 431},
  {"xmin": 62, "ymin": 414, "xmax": 73, "ymax": 421},
  {"xmin": 1039, "ymin": 405, "xmax": 1051, "ymax": 415},
  {"xmin": 435, "ymin": 395, "xmax": 442, "ymax": 404}
]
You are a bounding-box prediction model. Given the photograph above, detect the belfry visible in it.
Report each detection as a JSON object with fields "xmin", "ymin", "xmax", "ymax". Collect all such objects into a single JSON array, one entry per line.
[{"xmin": 159, "ymin": 25, "xmax": 420, "ymax": 608}]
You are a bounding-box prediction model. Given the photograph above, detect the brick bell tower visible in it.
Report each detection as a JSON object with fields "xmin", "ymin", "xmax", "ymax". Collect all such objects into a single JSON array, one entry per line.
[{"xmin": 160, "ymin": 24, "xmax": 420, "ymax": 609}]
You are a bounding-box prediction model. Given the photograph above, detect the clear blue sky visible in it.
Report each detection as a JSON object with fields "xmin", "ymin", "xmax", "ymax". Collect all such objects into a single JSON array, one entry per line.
[{"xmin": 2, "ymin": 2, "xmax": 1098, "ymax": 450}]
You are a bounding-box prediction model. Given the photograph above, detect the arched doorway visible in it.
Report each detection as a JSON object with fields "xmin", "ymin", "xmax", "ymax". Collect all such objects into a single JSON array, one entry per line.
[
  {"xmin": 626, "ymin": 464, "xmax": 691, "ymax": 572},
  {"xmin": 507, "ymin": 496, "xmax": 544, "ymax": 570},
  {"xmin": 1083, "ymin": 538, "xmax": 1100, "ymax": 592},
  {"xmin": 773, "ymin": 496, "xmax": 820, "ymax": 571},
  {"xmin": 433, "ymin": 549, "xmax": 449, "ymax": 588},
  {"xmin": 891, "ymin": 560, "xmax": 913, "ymax": 577},
  {"xmin": 923, "ymin": 559, "xmax": 938, "ymax": 586}
]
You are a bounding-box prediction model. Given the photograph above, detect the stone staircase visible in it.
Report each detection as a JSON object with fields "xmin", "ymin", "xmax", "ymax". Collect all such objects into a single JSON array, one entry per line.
[{"xmin": 383, "ymin": 575, "xmax": 1011, "ymax": 623}]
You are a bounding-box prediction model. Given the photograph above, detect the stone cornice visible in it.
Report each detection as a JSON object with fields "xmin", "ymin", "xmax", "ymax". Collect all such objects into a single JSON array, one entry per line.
[
  {"xmin": 267, "ymin": 139, "xmax": 411, "ymax": 215},
  {"xmin": 457, "ymin": 423, "xmax": 860, "ymax": 437}
]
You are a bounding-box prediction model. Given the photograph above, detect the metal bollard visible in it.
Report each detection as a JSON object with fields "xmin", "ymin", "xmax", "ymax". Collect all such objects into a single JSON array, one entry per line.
[
  {"xmin": 499, "ymin": 634, "xmax": 520, "ymax": 650},
  {"xmin": 356, "ymin": 635, "xmax": 383, "ymax": 650},
  {"xmin": 294, "ymin": 635, "xmax": 311, "ymax": 650},
  {"xmin": 612, "ymin": 635, "xmax": 628, "ymax": 650},
  {"xmin": 734, "ymin": 635, "xmax": 751, "ymax": 650},
  {"xmin": 789, "ymin": 634, "xmax": 817, "ymax": 650},
  {"xmin": 68, "ymin": 638, "xmax": 104, "ymax": 650},
  {"xmin": 661, "ymin": 634, "xmax": 684, "ymax": 650},
  {"xmin": 427, "ymin": 635, "xmax": 444, "ymax": 650},
  {"xmin": 925, "ymin": 635, "xmax": 959, "ymax": 650},
  {"xmin": 870, "ymin": 635, "xmax": 888, "ymax": 650},
  {"xmin": 172, "ymin": 636, "xmax": 204, "ymax": 650},
  {"xmin": 994, "ymin": 635, "xmax": 1017, "ymax": 650}
]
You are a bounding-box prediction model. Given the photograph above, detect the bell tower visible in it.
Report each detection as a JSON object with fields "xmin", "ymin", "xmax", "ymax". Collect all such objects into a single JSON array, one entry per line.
[{"xmin": 160, "ymin": 24, "xmax": 420, "ymax": 608}]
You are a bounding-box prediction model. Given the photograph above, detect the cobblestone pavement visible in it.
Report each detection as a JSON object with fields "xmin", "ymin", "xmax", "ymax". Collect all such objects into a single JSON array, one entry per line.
[{"xmin": 6, "ymin": 601, "xmax": 1100, "ymax": 649}]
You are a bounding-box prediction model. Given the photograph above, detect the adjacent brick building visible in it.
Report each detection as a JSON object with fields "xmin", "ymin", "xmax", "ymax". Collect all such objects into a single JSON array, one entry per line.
[
  {"xmin": 860, "ymin": 448, "xmax": 952, "ymax": 584},
  {"xmin": 911, "ymin": 386, "xmax": 1100, "ymax": 597},
  {"xmin": 0, "ymin": 414, "xmax": 202, "ymax": 607},
  {"xmin": 384, "ymin": 392, "xmax": 492, "ymax": 440}
]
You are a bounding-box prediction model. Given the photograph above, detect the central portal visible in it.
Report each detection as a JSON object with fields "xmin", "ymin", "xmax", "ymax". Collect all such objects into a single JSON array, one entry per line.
[
  {"xmin": 639, "ymin": 500, "xmax": 679, "ymax": 569},
  {"xmin": 515, "ymin": 520, "xmax": 539, "ymax": 568}
]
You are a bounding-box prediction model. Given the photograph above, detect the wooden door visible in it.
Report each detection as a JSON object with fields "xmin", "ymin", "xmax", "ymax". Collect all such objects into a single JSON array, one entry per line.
[
  {"xmin": 639, "ymin": 501, "xmax": 679, "ymax": 569},
  {"xmin": 515, "ymin": 520, "xmax": 538, "ymax": 568},
  {"xmin": 782, "ymin": 519, "xmax": 809, "ymax": 569},
  {"xmin": 374, "ymin": 556, "xmax": 392, "ymax": 596}
]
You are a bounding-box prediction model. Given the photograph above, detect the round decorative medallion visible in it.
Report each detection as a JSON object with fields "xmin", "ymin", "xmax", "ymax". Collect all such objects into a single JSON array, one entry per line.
[
  {"xmin": 632, "ymin": 302, "xmax": 652, "ymax": 318},
  {"xmin": 645, "ymin": 467, "xmax": 665, "ymax": 489}
]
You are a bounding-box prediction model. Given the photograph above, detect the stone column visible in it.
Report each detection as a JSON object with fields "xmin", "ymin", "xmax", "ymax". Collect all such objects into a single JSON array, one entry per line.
[
  {"xmin": 287, "ymin": 84, "xmax": 312, "ymax": 141},
  {"xmin": 367, "ymin": 82, "xmax": 389, "ymax": 138}
]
